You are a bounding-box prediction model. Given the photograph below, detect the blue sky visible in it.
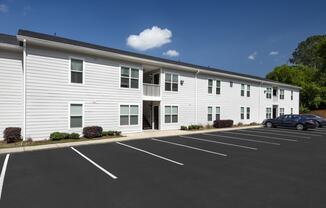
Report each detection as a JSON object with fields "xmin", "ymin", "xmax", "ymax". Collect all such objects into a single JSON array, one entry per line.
[{"xmin": 1, "ymin": 0, "xmax": 325, "ymax": 77}]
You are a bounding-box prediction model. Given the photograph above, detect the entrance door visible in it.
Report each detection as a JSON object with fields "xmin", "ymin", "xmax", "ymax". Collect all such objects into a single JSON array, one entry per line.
[
  {"xmin": 153, "ymin": 106, "xmax": 159, "ymax": 129},
  {"xmin": 272, "ymin": 105, "xmax": 278, "ymax": 119}
]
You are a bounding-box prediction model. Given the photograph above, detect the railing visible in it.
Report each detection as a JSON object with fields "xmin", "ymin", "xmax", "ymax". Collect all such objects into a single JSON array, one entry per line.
[{"xmin": 143, "ymin": 83, "xmax": 160, "ymax": 97}]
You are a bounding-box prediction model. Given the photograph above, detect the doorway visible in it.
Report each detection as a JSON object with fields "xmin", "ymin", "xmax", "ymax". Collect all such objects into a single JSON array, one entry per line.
[
  {"xmin": 143, "ymin": 101, "xmax": 160, "ymax": 130},
  {"xmin": 272, "ymin": 105, "xmax": 278, "ymax": 118}
]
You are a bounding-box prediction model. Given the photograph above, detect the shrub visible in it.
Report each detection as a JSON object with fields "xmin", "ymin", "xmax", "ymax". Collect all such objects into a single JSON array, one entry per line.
[
  {"xmin": 213, "ymin": 120, "xmax": 234, "ymax": 128},
  {"xmin": 83, "ymin": 126, "xmax": 103, "ymax": 138},
  {"xmin": 69, "ymin": 133, "xmax": 80, "ymax": 139},
  {"xmin": 180, "ymin": 126, "xmax": 188, "ymax": 130},
  {"xmin": 3, "ymin": 127, "xmax": 21, "ymax": 143},
  {"xmin": 114, "ymin": 131, "xmax": 121, "ymax": 136},
  {"xmin": 237, "ymin": 122, "xmax": 244, "ymax": 126},
  {"xmin": 249, "ymin": 122, "xmax": 260, "ymax": 126},
  {"xmin": 188, "ymin": 125, "xmax": 203, "ymax": 130},
  {"xmin": 50, "ymin": 132, "xmax": 69, "ymax": 141}
]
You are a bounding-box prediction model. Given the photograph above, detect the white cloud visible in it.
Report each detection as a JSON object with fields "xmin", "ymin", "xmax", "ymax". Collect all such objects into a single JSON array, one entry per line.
[
  {"xmin": 269, "ymin": 51, "xmax": 279, "ymax": 56},
  {"xmin": 248, "ymin": 51, "xmax": 257, "ymax": 60},
  {"xmin": 163, "ymin": 50, "xmax": 179, "ymax": 57},
  {"xmin": 0, "ymin": 4, "xmax": 8, "ymax": 13},
  {"xmin": 127, "ymin": 26, "xmax": 172, "ymax": 51}
]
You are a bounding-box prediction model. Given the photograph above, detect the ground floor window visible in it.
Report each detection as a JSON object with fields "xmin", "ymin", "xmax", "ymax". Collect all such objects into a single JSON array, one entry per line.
[
  {"xmin": 280, "ymin": 108, "xmax": 285, "ymax": 116},
  {"xmin": 216, "ymin": 107, "xmax": 220, "ymax": 120},
  {"xmin": 291, "ymin": 108, "xmax": 293, "ymax": 114},
  {"xmin": 246, "ymin": 107, "xmax": 250, "ymax": 119},
  {"xmin": 70, "ymin": 103, "xmax": 83, "ymax": 128},
  {"xmin": 208, "ymin": 106, "xmax": 213, "ymax": 121},
  {"xmin": 240, "ymin": 107, "xmax": 244, "ymax": 120},
  {"xmin": 165, "ymin": 105, "xmax": 178, "ymax": 123},
  {"xmin": 120, "ymin": 105, "xmax": 139, "ymax": 126},
  {"xmin": 266, "ymin": 107, "xmax": 272, "ymax": 119}
]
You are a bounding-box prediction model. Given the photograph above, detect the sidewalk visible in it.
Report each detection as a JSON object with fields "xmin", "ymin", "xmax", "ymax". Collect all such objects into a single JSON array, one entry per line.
[{"xmin": 0, "ymin": 125, "xmax": 262, "ymax": 154}]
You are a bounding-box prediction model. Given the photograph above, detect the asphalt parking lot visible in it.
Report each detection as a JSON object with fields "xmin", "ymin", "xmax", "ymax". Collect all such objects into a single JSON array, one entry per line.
[{"xmin": 1, "ymin": 127, "xmax": 326, "ymax": 208}]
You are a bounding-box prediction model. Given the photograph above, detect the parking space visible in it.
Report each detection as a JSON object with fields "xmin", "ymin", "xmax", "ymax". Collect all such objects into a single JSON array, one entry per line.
[{"xmin": 1, "ymin": 127, "xmax": 326, "ymax": 207}]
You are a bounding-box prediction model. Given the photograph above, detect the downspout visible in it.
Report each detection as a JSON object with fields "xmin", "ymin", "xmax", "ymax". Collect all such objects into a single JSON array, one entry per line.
[
  {"xmin": 23, "ymin": 39, "xmax": 27, "ymax": 140},
  {"xmin": 195, "ymin": 70, "xmax": 200, "ymax": 124},
  {"xmin": 259, "ymin": 81, "xmax": 262, "ymax": 122}
]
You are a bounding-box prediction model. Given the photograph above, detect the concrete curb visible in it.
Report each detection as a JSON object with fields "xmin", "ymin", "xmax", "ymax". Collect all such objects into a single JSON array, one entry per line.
[{"xmin": 0, "ymin": 125, "xmax": 263, "ymax": 155}]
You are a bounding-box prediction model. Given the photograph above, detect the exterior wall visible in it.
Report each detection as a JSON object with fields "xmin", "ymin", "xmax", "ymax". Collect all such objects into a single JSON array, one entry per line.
[
  {"xmin": 25, "ymin": 46, "xmax": 142, "ymax": 140},
  {"xmin": 0, "ymin": 49, "xmax": 23, "ymax": 139},
  {"xmin": 0, "ymin": 44, "xmax": 300, "ymax": 140}
]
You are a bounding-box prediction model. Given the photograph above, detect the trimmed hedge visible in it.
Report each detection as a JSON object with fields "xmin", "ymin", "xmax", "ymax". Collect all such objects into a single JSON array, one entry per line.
[
  {"xmin": 69, "ymin": 133, "xmax": 80, "ymax": 139},
  {"xmin": 180, "ymin": 126, "xmax": 188, "ymax": 130},
  {"xmin": 83, "ymin": 126, "xmax": 103, "ymax": 139},
  {"xmin": 3, "ymin": 127, "xmax": 21, "ymax": 143},
  {"xmin": 102, "ymin": 130, "xmax": 121, "ymax": 136},
  {"xmin": 188, "ymin": 125, "xmax": 203, "ymax": 130},
  {"xmin": 50, "ymin": 132, "xmax": 69, "ymax": 141},
  {"xmin": 213, "ymin": 120, "xmax": 234, "ymax": 128}
]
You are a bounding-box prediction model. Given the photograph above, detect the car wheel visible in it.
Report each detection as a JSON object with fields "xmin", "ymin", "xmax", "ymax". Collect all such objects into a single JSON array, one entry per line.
[
  {"xmin": 296, "ymin": 124, "xmax": 304, "ymax": 130},
  {"xmin": 266, "ymin": 122, "xmax": 273, "ymax": 128},
  {"xmin": 316, "ymin": 122, "xmax": 321, "ymax": 128}
]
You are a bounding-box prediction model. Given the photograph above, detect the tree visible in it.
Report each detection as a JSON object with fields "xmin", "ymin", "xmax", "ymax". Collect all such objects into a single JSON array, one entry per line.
[{"xmin": 290, "ymin": 35, "xmax": 326, "ymax": 69}]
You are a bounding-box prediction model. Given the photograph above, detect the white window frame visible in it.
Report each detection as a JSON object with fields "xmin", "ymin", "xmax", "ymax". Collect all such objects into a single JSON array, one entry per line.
[
  {"xmin": 207, "ymin": 106, "xmax": 213, "ymax": 121},
  {"xmin": 240, "ymin": 107, "xmax": 245, "ymax": 120},
  {"xmin": 266, "ymin": 107, "xmax": 272, "ymax": 119},
  {"xmin": 68, "ymin": 102, "xmax": 84, "ymax": 129},
  {"xmin": 280, "ymin": 89, "xmax": 285, "ymax": 99},
  {"xmin": 208, "ymin": 79, "xmax": 213, "ymax": 94},
  {"xmin": 246, "ymin": 107, "xmax": 250, "ymax": 119},
  {"xmin": 291, "ymin": 90, "xmax": 293, "ymax": 100},
  {"xmin": 120, "ymin": 65, "xmax": 140, "ymax": 89},
  {"xmin": 216, "ymin": 80, "xmax": 221, "ymax": 95},
  {"xmin": 241, "ymin": 84, "xmax": 245, "ymax": 96},
  {"xmin": 279, "ymin": 108, "xmax": 285, "ymax": 116},
  {"xmin": 165, "ymin": 73, "xmax": 179, "ymax": 92},
  {"xmin": 164, "ymin": 105, "xmax": 179, "ymax": 123},
  {"xmin": 119, "ymin": 104, "xmax": 140, "ymax": 126},
  {"xmin": 247, "ymin": 85, "xmax": 250, "ymax": 97},
  {"xmin": 69, "ymin": 57, "xmax": 85, "ymax": 85},
  {"xmin": 266, "ymin": 88, "xmax": 272, "ymax": 99},
  {"xmin": 291, "ymin": 108, "xmax": 293, "ymax": 114},
  {"xmin": 215, "ymin": 106, "xmax": 221, "ymax": 120}
]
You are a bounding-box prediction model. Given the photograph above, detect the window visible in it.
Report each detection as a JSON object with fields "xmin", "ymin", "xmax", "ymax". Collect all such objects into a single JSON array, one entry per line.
[
  {"xmin": 266, "ymin": 88, "xmax": 272, "ymax": 99},
  {"xmin": 165, "ymin": 106, "xmax": 178, "ymax": 123},
  {"xmin": 216, "ymin": 80, "xmax": 221, "ymax": 94},
  {"xmin": 291, "ymin": 90, "xmax": 293, "ymax": 100},
  {"xmin": 208, "ymin": 106, "xmax": 213, "ymax": 121},
  {"xmin": 266, "ymin": 107, "xmax": 272, "ymax": 119},
  {"xmin": 70, "ymin": 104, "xmax": 83, "ymax": 128},
  {"xmin": 280, "ymin": 89, "xmax": 284, "ymax": 99},
  {"xmin": 70, "ymin": 59, "xmax": 83, "ymax": 84},
  {"xmin": 216, "ymin": 107, "xmax": 221, "ymax": 120},
  {"xmin": 291, "ymin": 108, "xmax": 293, "ymax": 114},
  {"xmin": 280, "ymin": 108, "xmax": 285, "ymax": 116},
  {"xmin": 240, "ymin": 107, "xmax": 244, "ymax": 120},
  {"xmin": 241, "ymin": 84, "xmax": 245, "ymax": 96},
  {"xmin": 208, "ymin": 79, "xmax": 213, "ymax": 94},
  {"xmin": 246, "ymin": 107, "xmax": 250, "ymax": 119},
  {"xmin": 120, "ymin": 67, "xmax": 139, "ymax": 88},
  {"xmin": 230, "ymin": 81, "xmax": 233, "ymax": 87},
  {"xmin": 273, "ymin": 88, "xmax": 277, "ymax": 96},
  {"xmin": 165, "ymin": 73, "xmax": 178, "ymax": 92},
  {"xmin": 120, "ymin": 105, "xmax": 139, "ymax": 125},
  {"xmin": 247, "ymin": 85, "xmax": 250, "ymax": 97}
]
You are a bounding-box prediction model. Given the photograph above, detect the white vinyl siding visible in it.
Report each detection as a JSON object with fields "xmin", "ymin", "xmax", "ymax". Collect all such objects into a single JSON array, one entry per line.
[
  {"xmin": 70, "ymin": 104, "xmax": 83, "ymax": 128},
  {"xmin": 207, "ymin": 106, "xmax": 213, "ymax": 121},
  {"xmin": 70, "ymin": 58, "xmax": 83, "ymax": 84},
  {"xmin": 120, "ymin": 105, "xmax": 139, "ymax": 126},
  {"xmin": 120, "ymin": 66, "xmax": 139, "ymax": 88},
  {"xmin": 165, "ymin": 105, "xmax": 178, "ymax": 123}
]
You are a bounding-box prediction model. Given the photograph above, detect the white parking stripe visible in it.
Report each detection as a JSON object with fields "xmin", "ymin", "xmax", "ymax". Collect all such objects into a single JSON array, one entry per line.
[
  {"xmin": 259, "ymin": 128, "xmax": 323, "ymax": 137},
  {"xmin": 203, "ymin": 133, "xmax": 280, "ymax": 145},
  {"xmin": 221, "ymin": 131, "xmax": 298, "ymax": 142},
  {"xmin": 71, "ymin": 147, "xmax": 118, "ymax": 180},
  {"xmin": 116, "ymin": 142, "xmax": 184, "ymax": 166},
  {"xmin": 239, "ymin": 129, "xmax": 310, "ymax": 139},
  {"xmin": 180, "ymin": 136, "xmax": 257, "ymax": 150},
  {"xmin": 0, "ymin": 154, "xmax": 10, "ymax": 200},
  {"xmin": 151, "ymin": 138, "xmax": 227, "ymax": 157}
]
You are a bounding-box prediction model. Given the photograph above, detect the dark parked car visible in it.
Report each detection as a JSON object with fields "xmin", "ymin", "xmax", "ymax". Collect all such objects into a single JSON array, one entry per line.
[
  {"xmin": 301, "ymin": 114, "xmax": 326, "ymax": 127},
  {"xmin": 262, "ymin": 114, "xmax": 317, "ymax": 130}
]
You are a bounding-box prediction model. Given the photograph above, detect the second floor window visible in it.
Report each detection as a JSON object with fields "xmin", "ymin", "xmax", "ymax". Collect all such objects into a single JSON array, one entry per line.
[
  {"xmin": 280, "ymin": 89, "xmax": 285, "ymax": 99},
  {"xmin": 241, "ymin": 84, "xmax": 245, "ymax": 96},
  {"xmin": 266, "ymin": 88, "xmax": 272, "ymax": 99},
  {"xmin": 216, "ymin": 80, "xmax": 221, "ymax": 94},
  {"xmin": 247, "ymin": 85, "xmax": 250, "ymax": 97},
  {"xmin": 291, "ymin": 90, "xmax": 293, "ymax": 100},
  {"xmin": 121, "ymin": 67, "xmax": 139, "ymax": 89},
  {"xmin": 165, "ymin": 73, "xmax": 178, "ymax": 92},
  {"xmin": 70, "ymin": 59, "xmax": 83, "ymax": 84},
  {"xmin": 208, "ymin": 79, "xmax": 213, "ymax": 94}
]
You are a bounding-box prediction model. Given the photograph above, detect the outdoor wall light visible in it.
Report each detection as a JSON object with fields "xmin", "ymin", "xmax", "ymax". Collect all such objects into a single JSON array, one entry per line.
[{"xmin": 180, "ymin": 80, "xmax": 184, "ymax": 85}]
